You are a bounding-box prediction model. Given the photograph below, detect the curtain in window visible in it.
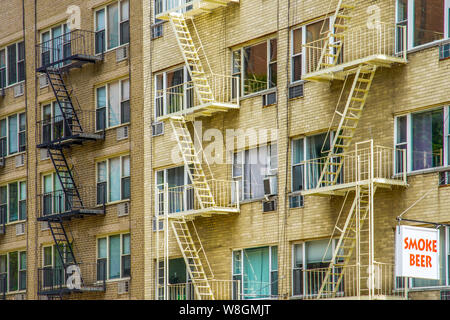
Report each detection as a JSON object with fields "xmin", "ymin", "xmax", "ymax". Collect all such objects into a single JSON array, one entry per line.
[
  {"xmin": 8, "ymin": 183, "xmax": 18, "ymax": 222},
  {"xmin": 107, "ymin": 3, "xmax": 119, "ymax": 49},
  {"xmin": 109, "ymin": 158, "xmax": 121, "ymax": 202},
  {"xmin": 52, "ymin": 25, "xmax": 63, "ymax": 63},
  {"xmin": 109, "ymin": 235, "xmax": 120, "ymax": 279},
  {"xmin": 243, "ymin": 147, "xmax": 266, "ymax": 200},
  {"xmin": 243, "ymin": 247, "xmax": 270, "ymax": 299},
  {"xmin": 8, "ymin": 115, "xmax": 17, "ymax": 154},
  {"xmin": 108, "ymin": 82, "xmax": 120, "ymax": 127}
]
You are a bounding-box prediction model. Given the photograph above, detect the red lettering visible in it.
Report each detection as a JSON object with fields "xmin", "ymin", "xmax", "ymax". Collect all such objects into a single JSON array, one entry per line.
[
  {"xmin": 404, "ymin": 237, "xmax": 409, "ymax": 249},
  {"xmin": 420, "ymin": 254, "xmax": 425, "ymax": 267},
  {"xmin": 426, "ymin": 239, "xmax": 432, "ymax": 252},
  {"xmin": 418, "ymin": 239, "xmax": 425, "ymax": 251},
  {"xmin": 410, "ymin": 254, "xmax": 415, "ymax": 266},
  {"xmin": 408, "ymin": 239, "xmax": 418, "ymax": 250},
  {"xmin": 433, "ymin": 240, "xmax": 437, "ymax": 253},
  {"xmin": 416, "ymin": 254, "xmax": 420, "ymax": 267},
  {"xmin": 426, "ymin": 255, "xmax": 432, "ymax": 268}
]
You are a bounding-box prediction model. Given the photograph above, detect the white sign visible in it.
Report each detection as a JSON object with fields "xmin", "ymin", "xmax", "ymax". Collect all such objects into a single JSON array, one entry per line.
[{"xmin": 395, "ymin": 225, "xmax": 440, "ymax": 280}]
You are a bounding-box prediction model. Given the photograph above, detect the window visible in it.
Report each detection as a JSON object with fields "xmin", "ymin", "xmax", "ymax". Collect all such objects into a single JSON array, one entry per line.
[
  {"xmin": 0, "ymin": 41, "xmax": 25, "ymax": 87},
  {"xmin": 41, "ymin": 102, "xmax": 65, "ymax": 143},
  {"xmin": 394, "ymin": 107, "xmax": 449, "ymax": 173},
  {"xmin": 291, "ymin": 19, "xmax": 330, "ymax": 82},
  {"xmin": 42, "ymin": 244, "xmax": 73, "ymax": 287},
  {"xmin": 40, "ymin": 23, "xmax": 70, "ymax": 67},
  {"xmin": 0, "ymin": 181, "xmax": 26, "ymax": 223},
  {"xmin": 291, "ymin": 132, "xmax": 334, "ymax": 191},
  {"xmin": 232, "ymin": 144, "xmax": 278, "ymax": 201},
  {"xmin": 397, "ymin": 0, "xmax": 450, "ymax": 50},
  {"xmin": 292, "ymin": 239, "xmax": 341, "ymax": 297},
  {"xmin": 232, "ymin": 38, "xmax": 278, "ymax": 96},
  {"xmin": 155, "ymin": 258, "xmax": 195, "ymax": 300},
  {"xmin": 0, "ymin": 112, "xmax": 26, "ymax": 156},
  {"xmin": 97, "ymin": 233, "xmax": 130, "ymax": 280},
  {"xmin": 95, "ymin": 1, "xmax": 130, "ymax": 53},
  {"xmin": 96, "ymin": 155, "xmax": 130, "ymax": 204},
  {"xmin": 0, "ymin": 251, "xmax": 26, "ymax": 293},
  {"xmin": 154, "ymin": 67, "xmax": 193, "ymax": 118},
  {"xmin": 151, "ymin": 19, "xmax": 164, "ymax": 39},
  {"xmin": 42, "ymin": 172, "xmax": 71, "ymax": 216},
  {"xmin": 96, "ymin": 79, "xmax": 130, "ymax": 131},
  {"xmin": 232, "ymin": 246, "xmax": 278, "ymax": 299},
  {"xmin": 155, "ymin": 166, "xmax": 194, "ymax": 216}
]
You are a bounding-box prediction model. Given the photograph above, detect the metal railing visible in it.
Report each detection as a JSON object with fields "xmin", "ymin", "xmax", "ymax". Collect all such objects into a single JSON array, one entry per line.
[
  {"xmin": 300, "ymin": 146, "xmax": 407, "ymax": 191},
  {"xmin": 37, "ymin": 186, "xmax": 105, "ymax": 220},
  {"xmin": 155, "ymin": 74, "xmax": 240, "ymax": 119},
  {"xmin": 155, "ymin": 0, "xmax": 237, "ymax": 18},
  {"xmin": 37, "ymin": 261, "xmax": 106, "ymax": 295},
  {"xmin": 36, "ymin": 29, "xmax": 102, "ymax": 70},
  {"xmin": 302, "ymin": 262, "xmax": 406, "ymax": 299},
  {"xmin": 156, "ymin": 180, "xmax": 239, "ymax": 215},
  {"xmin": 303, "ymin": 23, "xmax": 407, "ymax": 75},
  {"xmin": 162, "ymin": 279, "xmax": 241, "ymax": 300},
  {"xmin": 36, "ymin": 110, "xmax": 103, "ymax": 147}
]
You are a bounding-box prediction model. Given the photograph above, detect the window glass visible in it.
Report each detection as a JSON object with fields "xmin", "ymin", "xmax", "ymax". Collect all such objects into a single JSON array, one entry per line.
[
  {"xmin": 8, "ymin": 252, "xmax": 18, "ymax": 292},
  {"xmin": 109, "ymin": 235, "xmax": 121, "ymax": 279},
  {"xmin": 98, "ymin": 238, "xmax": 107, "ymax": 259},
  {"xmin": 414, "ymin": 0, "xmax": 445, "ymax": 47},
  {"xmin": 8, "ymin": 182, "xmax": 18, "ymax": 222},
  {"xmin": 244, "ymin": 42, "xmax": 267, "ymax": 95},
  {"xmin": 109, "ymin": 157, "xmax": 121, "ymax": 202},
  {"xmin": 108, "ymin": 82, "xmax": 120, "ymax": 127},
  {"xmin": 7, "ymin": 44, "xmax": 17, "ymax": 86},
  {"xmin": 107, "ymin": 3, "xmax": 119, "ymax": 49},
  {"xmin": 8, "ymin": 114, "xmax": 18, "ymax": 154},
  {"xmin": 242, "ymin": 247, "xmax": 270, "ymax": 299}
]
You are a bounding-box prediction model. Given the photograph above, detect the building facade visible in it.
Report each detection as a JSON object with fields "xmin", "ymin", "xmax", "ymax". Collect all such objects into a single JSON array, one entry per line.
[{"xmin": 0, "ymin": 0, "xmax": 449, "ymax": 300}]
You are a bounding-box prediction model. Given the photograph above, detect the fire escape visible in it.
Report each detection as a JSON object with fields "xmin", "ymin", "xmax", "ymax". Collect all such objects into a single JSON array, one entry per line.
[
  {"xmin": 300, "ymin": 0, "xmax": 408, "ymax": 299},
  {"xmin": 155, "ymin": 0, "xmax": 240, "ymax": 300},
  {"xmin": 35, "ymin": 30, "xmax": 106, "ymax": 299}
]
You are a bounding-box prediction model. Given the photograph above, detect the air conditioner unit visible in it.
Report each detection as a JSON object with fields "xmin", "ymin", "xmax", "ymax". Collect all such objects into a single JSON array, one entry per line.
[
  {"xmin": 15, "ymin": 154, "xmax": 25, "ymax": 167},
  {"xmin": 262, "ymin": 92, "xmax": 277, "ymax": 107},
  {"xmin": 262, "ymin": 199, "xmax": 276, "ymax": 212},
  {"xmin": 15, "ymin": 293, "xmax": 26, "ymax": 300},
  {"xmin": 152, "ymin": 122, "xmax": 164, "ymax": 137},
  {"xmin": 14, "ymin": 82, "xmax": 24, "ymax": 97},
  {"xmin": 39, "ymin": 74, "xmax": 49, "ymax": 88},
  {"xmin": 40, "ymin": 148, "xmax": 50, "ymax": 160},
  {"xmin": 263, "ymin": 175, "xmax": 278, "ymax": 196},
  {"xmin": 117, "ymin": 202, "xmax": 130, "ymax": 217},
  {"xmin": 117, "ymin": 126, "xmax": 129, "ymax": 141},
  {"xmin": 118, "ymin": 280, "xmax": 130, "ymax": 294},
  {"xmin": 116, "ymin": 46, "xmax": 129, "ymax": 62},
  {"xmin": 16, "ymin": 223, "xmax": 25, "ymax": 236}
]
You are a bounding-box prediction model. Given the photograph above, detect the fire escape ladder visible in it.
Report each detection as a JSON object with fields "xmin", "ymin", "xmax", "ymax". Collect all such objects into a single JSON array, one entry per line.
[
  {"xmin": 170, "ymin": 117, "xmax": 215, "ymax": 209},
  {"xmin": 171, "ymin": 217, "xmax": 214, "ymax": 300},
  {"xmin": 317, "ymin": 0, "xmax": 356, "ymax": 71},
  {"xmin": 48, "ymin": 147, "xmax": 83, "ymax": 210},
  {"xmin": 317, "ymin": 184, "xmax": 377, "ymax": 299},
  {"xmin": 45, "ymin": 67, "xmax": 83, "ymax": 136},
  {"xmin": 169, "ymin": 12, "xmax": 215, "ymax": 106},
  {"xmin": 48, "ymin": 218, "xmax": 77, "ymax": 268},
  {"xmin": 317, "ymin": 65, "xmax": 377, "ymax": 187}
]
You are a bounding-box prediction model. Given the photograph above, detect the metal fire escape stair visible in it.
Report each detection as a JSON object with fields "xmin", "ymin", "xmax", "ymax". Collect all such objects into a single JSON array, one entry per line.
[
  {"xmin": 169, "ymin": 12, "xmax": 215, "ymax": 106},
  {"xmin": 47, "ymin": 219, "xmax": 77, "ymax": 268},
  {"xmin": 317, "ymin": 0, "xmax": 356, "ymax": 71},
  {"xmin": 317, "ymin": 65, "xmax": 377, "ymax": 187},
  {"xmin": 317, "ymin": 185, "xmax": 377, "ymax": 298},
  {"xmin": 169, "ymin": 116, "xmax": 216, "ymax": 209},
  {"xmin": 171, "ymin": 217, "xmax": 215, "ymax": 300}
]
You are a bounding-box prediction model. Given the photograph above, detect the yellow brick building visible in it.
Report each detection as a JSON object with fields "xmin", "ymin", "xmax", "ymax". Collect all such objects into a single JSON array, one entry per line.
[{"xmin": 0, "ymin": 0, "xmax": 449, "ymax": 301}]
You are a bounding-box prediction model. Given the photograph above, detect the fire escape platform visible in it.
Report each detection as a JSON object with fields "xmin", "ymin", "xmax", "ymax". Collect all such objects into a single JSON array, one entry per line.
[
  {"xmin": 158, "ymin": 102, "xmax": 239, "ymax": 122},
  {"xmin": 36, "ymin": 133, "xmax": 105, "ymax": 149},
  {"xmin": 301, "ymin": 178, "xmax": 408, "ymax": 197},
  {"xmin": 36, "ymin": 54, "xmax": 102, "ymax": 73},
  {"xmin": 302, "ymin": 54, "xmax": 407, "ymax": 82},
  {"xmin": 37, "ymin": 208, "xmax": 105, "ymax": 222},
  {"xmin": 167, "ymin": 207, "xmax": 239, "ymax": 220},
  {"xmin": 156, "ymin": 0, "xmax": 238, "ymax": 20}
]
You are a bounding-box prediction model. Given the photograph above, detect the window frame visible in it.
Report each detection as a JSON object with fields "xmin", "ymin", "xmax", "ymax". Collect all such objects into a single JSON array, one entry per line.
[
  {"xmin": 0, "ymin": 250, "xmax": 26, "ymax": 293},
  {"xmin": 0, "ymin": 40, "xmax": 25, "ymax": 88},
  {"xmin": 96, "ymin": 155, "xmax": 131, "ymax": 205},
  {"xmin": 0, "ymin": 180, "xmax": 26, "ymax": 224},
  {"xmin": 0, "ymin": 111, "xmax": 26, "ymax": 157},
  {"xmin": 95, "ymin": 78, "xmax": 130, "ymax": 131},
  {"xmin": 39, "ymin": 23, "xmax": 70, "ymax": 67},
  {"xmin": 396, "ymin": 0, "xmax": 450, "ymax": 51},
  {"xmin": 94, "ymin": 0, "xmax": 130, "ymax": 53},
  {"xmin": 96, "ymin": 233, "xmax": 131, "ymax": 281}
]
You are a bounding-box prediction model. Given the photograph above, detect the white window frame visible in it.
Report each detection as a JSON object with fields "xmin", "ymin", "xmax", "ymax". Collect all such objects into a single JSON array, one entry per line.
[
  {"xmin": 397, "ymin": 0, "xmax": 450, "ymax": 51},
  {"xmin": 96, "ymin": 233, "xmax": 131, "ymax": 281},
  {"xmin": 96, "ymin": 155, "xmax": 131, "ymax": 205},
  {"xmin": 94, "ymin": 0, "xmax": 130, "ymax": 53},
  {"xmin": 40, "ymin": 23, "xmax": 70, "ymax": 65},
  {"xmin": 291, "ymin": 239, "xmax": 339, "ymax": 298},
  {"xmin": 0, "ymin": 250, "xmax": 26, "ymax": 293},
  {"xmin": 95, "ymin": 78, "xmax": 130, "ymax": 131},
  {"xmin": 0, "ymin": 180, "xmax": 27, "ymax": 224},
  {"xmin": 0, "ymin": 40, "xmax": 25, "ymax": 89},
  {"xmin": 394, "ymin": 106, "xmax": 449, "ymax": 173},
  {"xmin": 0, "ymin": 111, "xmax": 26, "ymax": 156}
]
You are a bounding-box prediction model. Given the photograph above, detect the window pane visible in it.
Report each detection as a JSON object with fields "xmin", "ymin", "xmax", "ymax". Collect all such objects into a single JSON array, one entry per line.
[
  {"xmin": 293, "ymin": 28, "xmax": 303, "ymax": 54},
  {"xmin": 122, "ymin": 234, "xmax": 130, "ymax": 255},
  {"xmin": 109, "ymin": 157, "xmax": 121, "ymax": 202},
  {"xmin": 107, "ymin": 3, "xmax": 119, "ymax": 49},
  {"xmin": 96, "ymin": 86, "xmax": 107, "ymax": 130},
  {"xmin": 43, "ymin": 246, "xmax": 52, "ymax": 266},
  {"xmin": 397, "ymin": 0, "xmax": 408, "ymax": 22},
  {"xmin": 108, "ymin": 82, "xmax": 120, "ymax": 127},
  {"xmin": 244, "ymin": 42, "xmax": 267, "ymax": 94},
  {"xmin": 243, "ymin": 247, "xmax": 270, "ymax": 299},
  {"xmin": 292, "ymin": 55, "xmax": 302, "ymax": 82},
  {"xmin": 121, "ymin": 1, "xmax": 129, "ymax": 21},
  {"xmin": 109, "ymin": 235, "xmax": 121, "ymax": 279},
  {"xmin": 7, "ymin": 44, "xmax": 17, "ymax": 85},
  {"xmin": 8, "ymin": 183, "xmax": 18, "ymax": 222},
  {"xmin": 96, "ymin": 9, "xmax": 105, "ymax": 31},
  {"xmin": 414, "ymin": 0, "xmax": 444, "ymax": 47},
  {"xmin": 8, "ymin": 114, "xmax": 18, "ymax": 154},
  {"xmin": 9, "ymin": 252, "xmax": 18, "ymax": 292},
  {"xmin": 305, "ymin": 239, "xmax": 332, "ymax": 267},
  {"xmin": 412, "ymin": 109, "xmax": 443, "ymax": 170},
  {"xmin": 306, "ymin": 20, "xmax": 329, "ymax": 43},
  {"xmin": 397, "ymin": 116, "xmax": 407, "ymax": 143},
  {"xmin": 233, "ymin": 250, "xmax": 242, "ymax": 274},
  {"xmin": 98, "ymin": 238, "xmax": 107, "ymax": 259}
]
